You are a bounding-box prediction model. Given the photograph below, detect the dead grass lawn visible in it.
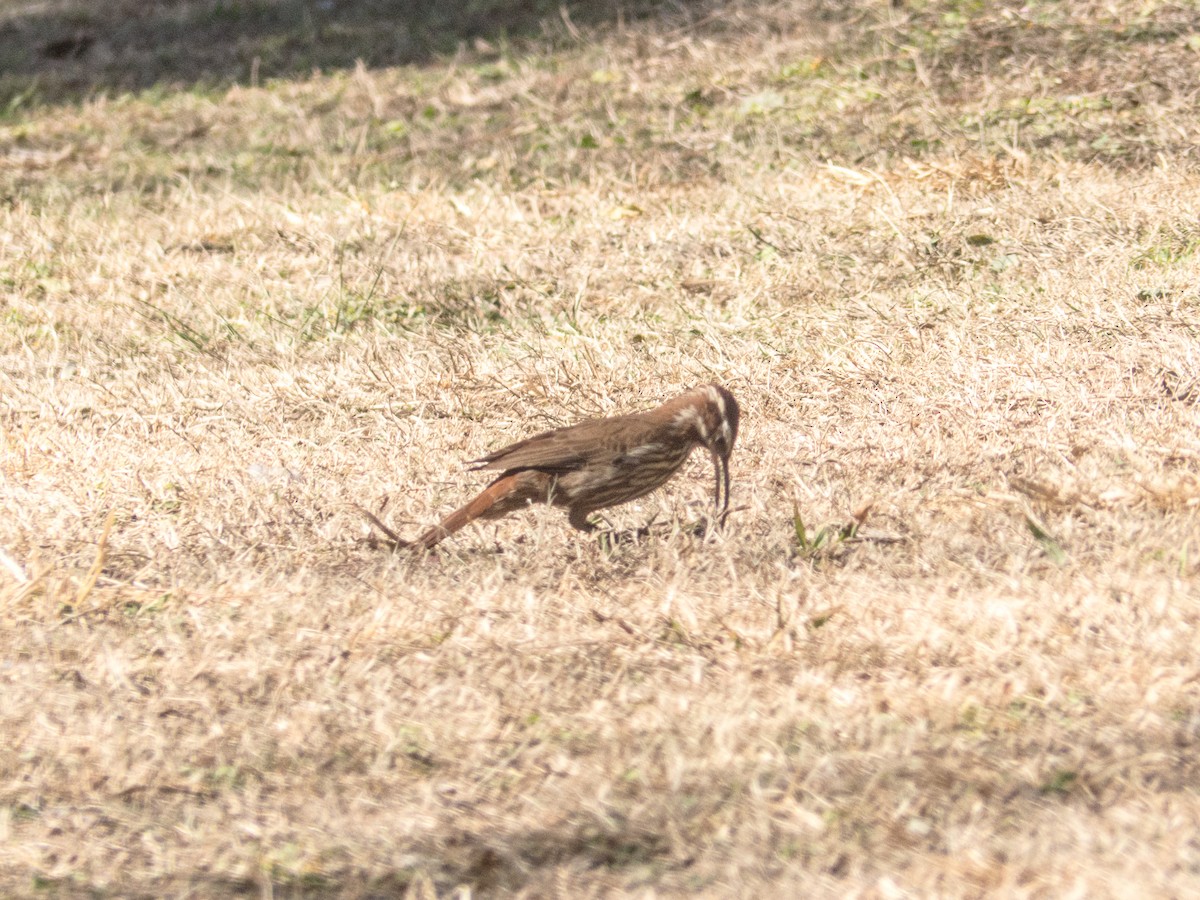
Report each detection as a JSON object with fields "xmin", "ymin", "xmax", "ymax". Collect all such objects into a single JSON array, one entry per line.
[{"xmin": 3, "ymin": 0, "xmax": 1200, "ymax": 895}]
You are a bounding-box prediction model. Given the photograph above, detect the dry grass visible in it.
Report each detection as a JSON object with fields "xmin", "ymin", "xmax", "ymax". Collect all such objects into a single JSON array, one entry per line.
[{"xmin": 3, "ymin": 0, "xmax": 1200, "ymax": 895}]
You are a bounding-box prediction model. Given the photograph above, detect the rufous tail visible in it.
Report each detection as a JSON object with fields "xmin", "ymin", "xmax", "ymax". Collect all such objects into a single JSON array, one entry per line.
[{"xmin": 415, "ymin": 472, "xmax": 533, "ymax": 550}]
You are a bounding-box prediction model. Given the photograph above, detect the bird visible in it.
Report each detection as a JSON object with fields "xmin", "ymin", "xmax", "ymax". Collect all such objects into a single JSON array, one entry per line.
[{"xmin": 363, "ymin": 383, "xmax": 740, "ymax": 551}]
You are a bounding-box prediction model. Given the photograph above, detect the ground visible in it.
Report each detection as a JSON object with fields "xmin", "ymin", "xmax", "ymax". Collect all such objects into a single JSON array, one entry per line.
[{"xmin": 2, "ymin": 0, "xmax": 1200, "ymax": 895}]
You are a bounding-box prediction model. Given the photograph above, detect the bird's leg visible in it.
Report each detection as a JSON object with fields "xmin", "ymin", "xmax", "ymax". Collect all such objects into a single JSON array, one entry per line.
[
  {"xmin": 567, "ymin": 505, "xmax": 599, "ymax": 533},
  {"xmin": 636, "ymin": 512, "xmax": 660, "ymax": 538},
  {"xmin": 580, "ymin": 510, "xmax": 660, "ymax": 546}
]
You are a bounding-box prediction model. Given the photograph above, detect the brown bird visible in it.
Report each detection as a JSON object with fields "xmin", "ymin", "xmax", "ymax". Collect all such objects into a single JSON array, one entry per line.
[{"xmin": 368, "ymin": 384, "xmax": 740, "ymax": 550}]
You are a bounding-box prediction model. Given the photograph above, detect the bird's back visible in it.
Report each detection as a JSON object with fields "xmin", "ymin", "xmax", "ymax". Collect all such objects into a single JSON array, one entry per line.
[{"xmin": 470, "ymin": 411, "xmax": 649, "ymax": 475}]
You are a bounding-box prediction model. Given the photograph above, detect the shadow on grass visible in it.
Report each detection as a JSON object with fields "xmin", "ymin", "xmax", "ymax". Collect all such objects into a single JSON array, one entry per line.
[
  {"xmin": 0, "ymin": 0, "xmax": 694, "ymax": 109},
  {"xmin": 26, "ymin": 820, "xmax": 676, "ymax": 896}
]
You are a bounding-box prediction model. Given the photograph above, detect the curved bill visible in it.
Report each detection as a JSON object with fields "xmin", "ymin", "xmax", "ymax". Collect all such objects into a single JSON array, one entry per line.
[{"xmin": 709, "ymin": 449, "xmax": 731, "ymax": 519}]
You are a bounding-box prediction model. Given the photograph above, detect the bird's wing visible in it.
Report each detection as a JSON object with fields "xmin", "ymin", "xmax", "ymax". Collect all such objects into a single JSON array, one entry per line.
[{"xmin": 469, "ymin": 417, "xmax": 621, "ymax": 474}]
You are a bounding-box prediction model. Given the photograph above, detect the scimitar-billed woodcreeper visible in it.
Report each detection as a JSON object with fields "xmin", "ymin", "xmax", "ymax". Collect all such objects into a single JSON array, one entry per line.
[{"xmin": 362, "ymin": 384, "xmax": 740, "ymax": 550}]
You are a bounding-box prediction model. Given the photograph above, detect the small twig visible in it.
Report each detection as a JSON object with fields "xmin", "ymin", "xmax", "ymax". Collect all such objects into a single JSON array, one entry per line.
[
  {"xmin": 0, "ymin": 546, "xmax": 28, "ymax": 584},
  {"xmin": 559, "ymin": 4, "xmax": 582, "ymax": 41},
  {"xmin": 842, "ymin": 530, "xmax": 906, "ymax": 546},
  {"xmin": 52, "ymin": 512, "xmax": 119, "ymax": 627},
  {"xmin": 746, "ymin": 224, "xmax": 784, "ymax": 254},
  {"xmin": 75, "ymin": 511, "xmax": 115, "ymax": 608},
  {"xmin": 591, "ymin": 608, "xmax": 637, "ymax": 635}
]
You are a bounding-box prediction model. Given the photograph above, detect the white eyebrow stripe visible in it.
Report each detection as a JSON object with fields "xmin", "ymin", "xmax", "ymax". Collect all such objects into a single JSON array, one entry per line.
[{"xmin": 707, "ymin": 385, "xmax": 726, "ymax": 421}]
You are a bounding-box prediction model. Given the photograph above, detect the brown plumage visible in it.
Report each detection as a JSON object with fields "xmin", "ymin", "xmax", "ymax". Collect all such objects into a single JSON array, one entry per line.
[{"xmin": 379, "ymin": 384, "xmax": 739, "ymax": 550}]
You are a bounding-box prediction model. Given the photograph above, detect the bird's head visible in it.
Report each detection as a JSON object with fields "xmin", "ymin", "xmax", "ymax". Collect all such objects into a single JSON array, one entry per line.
[{"xmin": 679, "ymin": 383, "xmax": 739, "ymax": 516}]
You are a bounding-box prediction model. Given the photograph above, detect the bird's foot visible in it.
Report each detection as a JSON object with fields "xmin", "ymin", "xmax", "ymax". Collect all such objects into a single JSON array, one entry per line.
[
  {"xmin": 689, "ymin": 503, "xmax": 746, "ymax": 537},
  {"xmin": 593, "ymin": 515, "xmax": 662, "ymax": 549}
]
